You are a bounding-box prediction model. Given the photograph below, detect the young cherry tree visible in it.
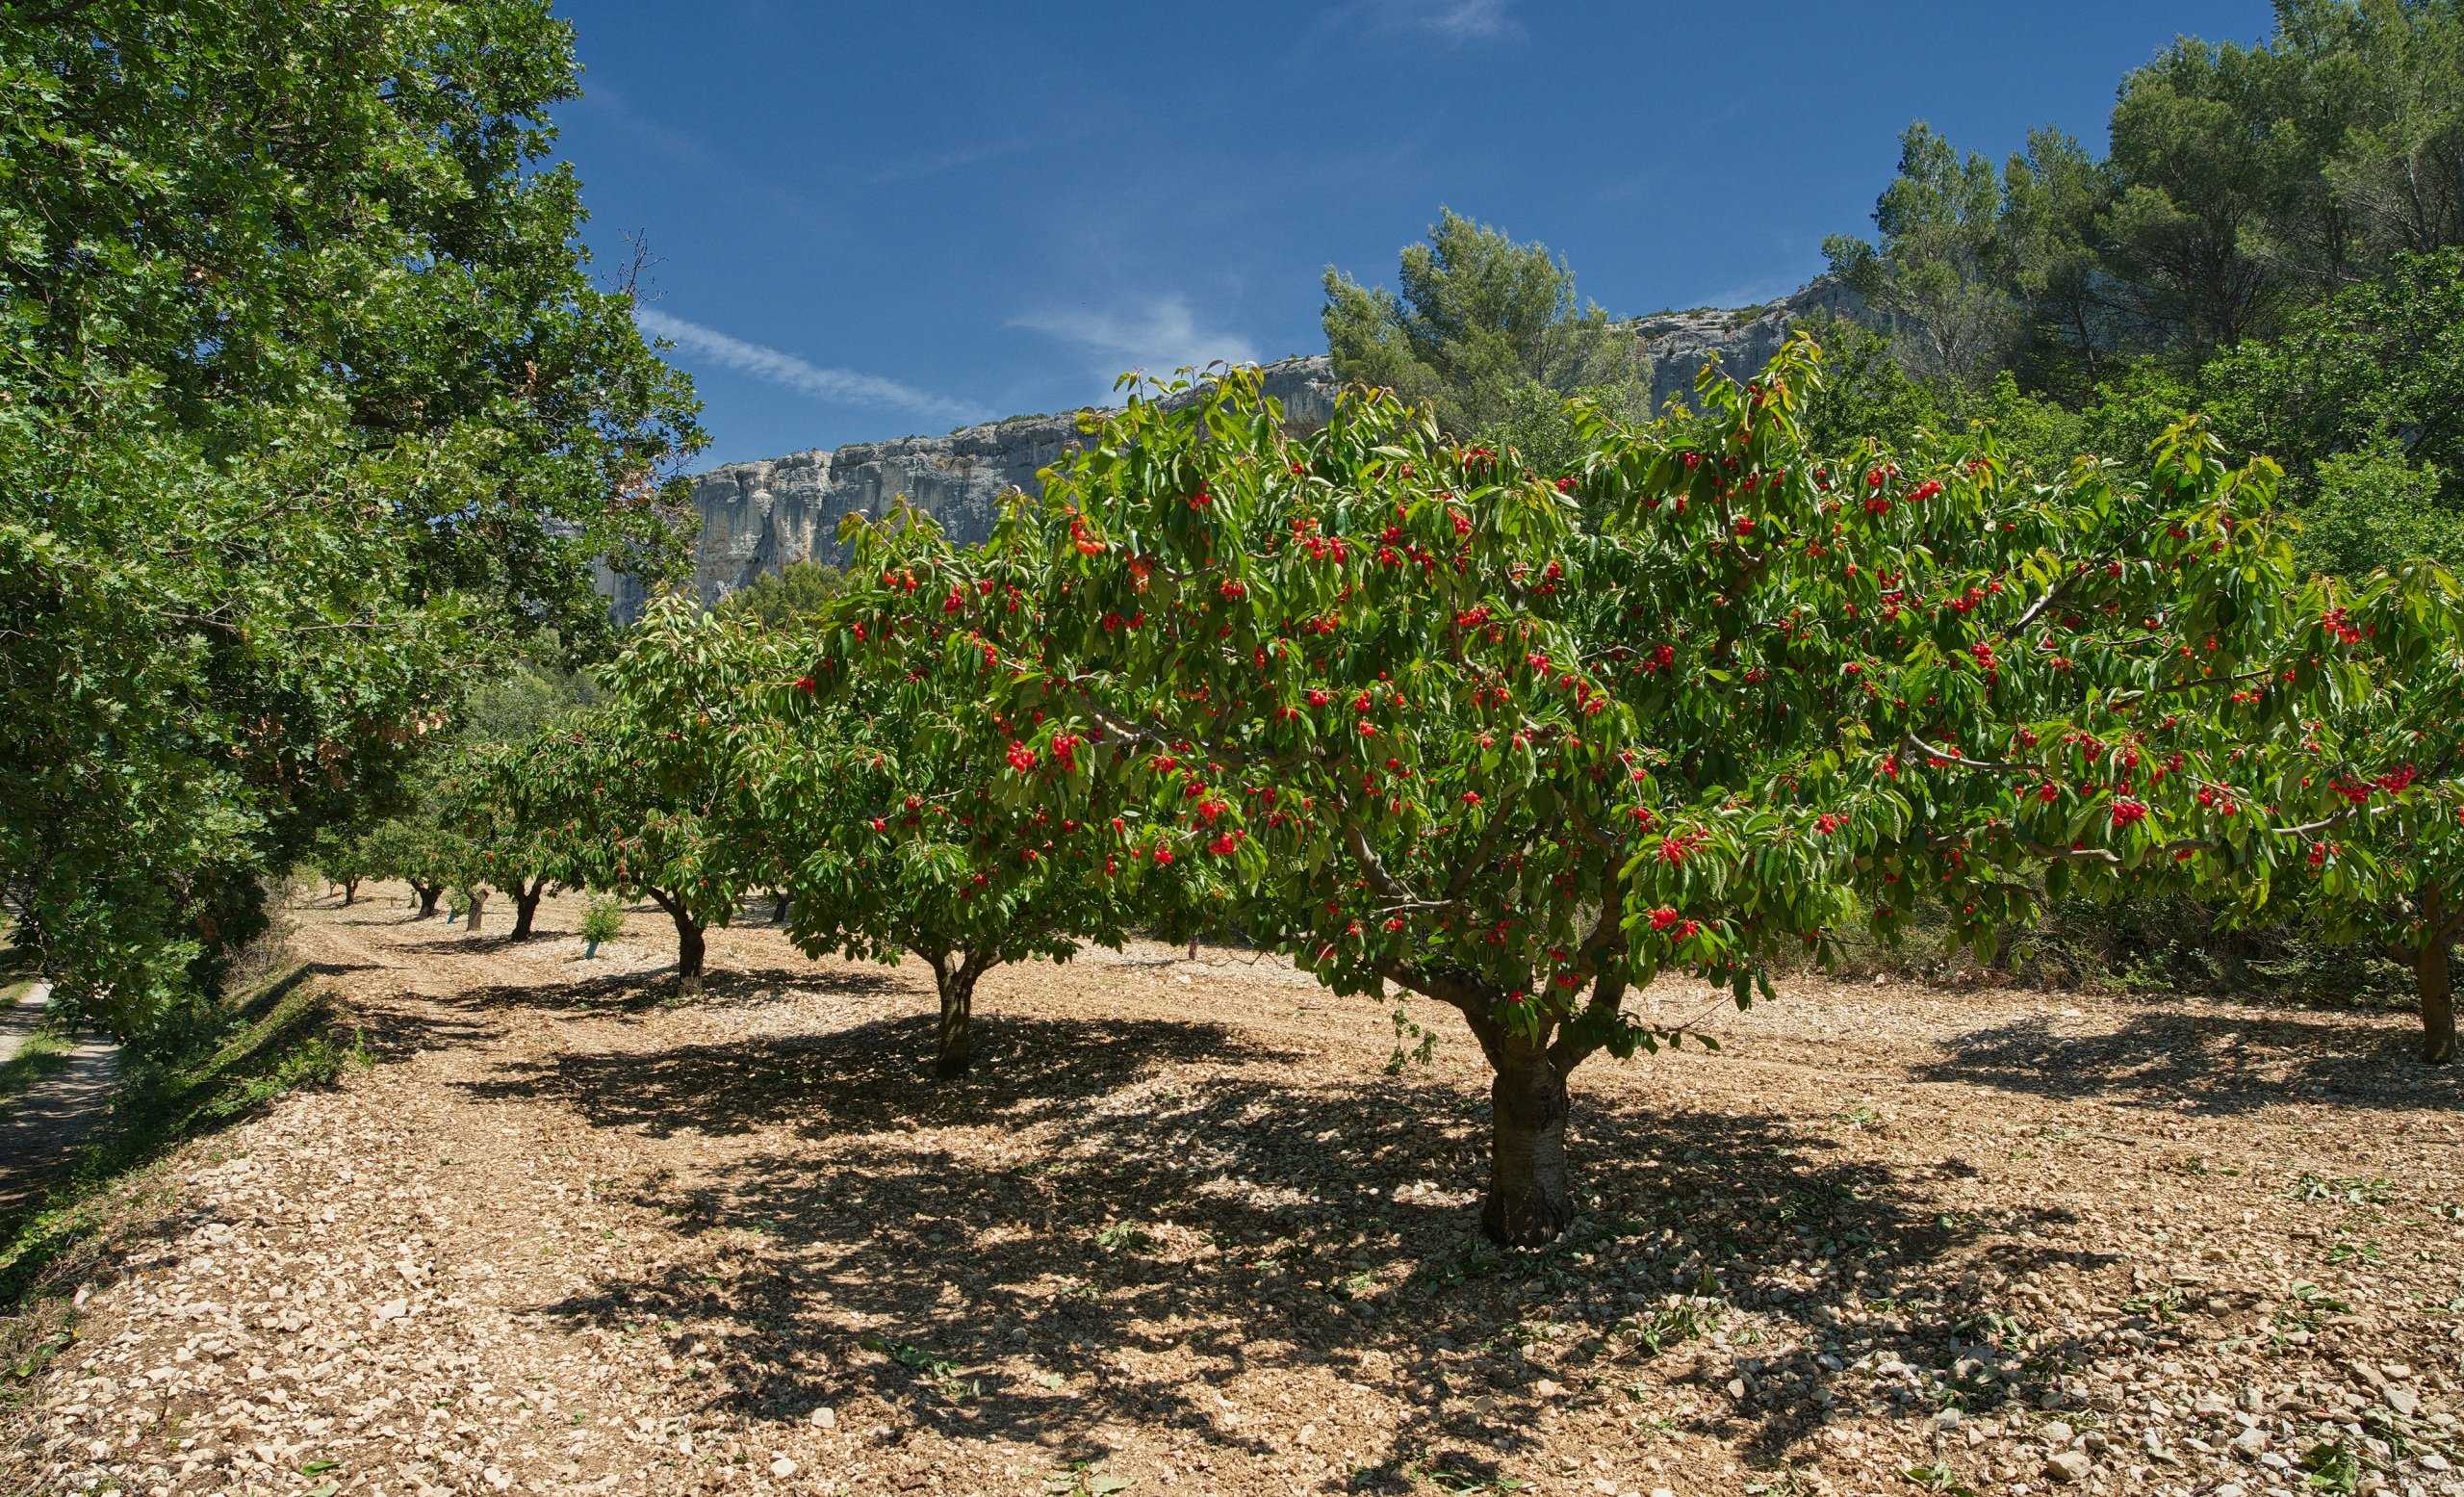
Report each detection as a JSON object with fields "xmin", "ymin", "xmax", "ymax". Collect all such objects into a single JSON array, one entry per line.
[
  {"xmin": 749, "ymin": 538, "xmax": 1195, "ymax": 1078},
  {"xmin": 361, "ymin": 803, "xmax": 471, "ymax": 919},
  {"xmin": 828, "ymin": 340, "xmax": 2418, "ymax": 1245},
  {"xmin": 516, "ymin": 595, "xmax": 786, "ymax": 994},
  {"xmin": 307, "ymin": 825, "xmax": 380, "ymax": 906},
  {"xmin": 443, "ymin": 744, "xmax": 566, "ymax": 941}
]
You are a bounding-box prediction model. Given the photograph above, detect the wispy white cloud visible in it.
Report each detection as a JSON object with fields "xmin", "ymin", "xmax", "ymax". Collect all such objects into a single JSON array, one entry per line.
[
  {"xmin": 1346, "ymin": 0, "xmax": 1523, "ymax": 43},
  {"xmin": 1008, "ymin": 295, "xmax": 1262, "ymax": 395},
  {"xmin": 863, "ymin": 137, "xmax": 1037, "ymax": 186},
  {"xmin": 580, "ymin": 86, "xmax": 836, "ymax": 238},
  {"xmin": 578, "ymin": 85, "xmax": 718, "ymax": 169},
  {"xmin": 635, "ymin": 308, "xmax": 988, "ymax": 427}
]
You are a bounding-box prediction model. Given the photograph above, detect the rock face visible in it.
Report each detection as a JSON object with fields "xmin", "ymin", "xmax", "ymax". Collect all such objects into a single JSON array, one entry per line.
[
  {"xmin": 597, "ymin": 355, "xmax": 1335, "ymax": 620},
  {"xmin": 1631, "ymin": 277, "xmax": 1865, "ymax": 411},
  {"xmin": 600, "ymin": 281, "xmax": 1866, "ymax": 618}
]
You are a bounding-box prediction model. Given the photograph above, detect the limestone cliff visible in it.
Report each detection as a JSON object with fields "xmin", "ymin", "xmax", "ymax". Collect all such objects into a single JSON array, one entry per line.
[
  {"xmin": 596, "ymin": 355, "xmax": 1335, "ymax": 620},
  {"xmin": 600, "ymin": 281, "xmax": 1864, "ymax": 618},
  {"xmin": 1632, "ymin": 277, "xmax": 1864, "ymax": 411}
]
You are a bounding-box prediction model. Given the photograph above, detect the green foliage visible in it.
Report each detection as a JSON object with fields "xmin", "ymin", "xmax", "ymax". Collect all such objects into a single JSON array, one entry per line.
[
  {"xmin": 2194, "ymin": 248, "xmax": 2464, "ymax": 561},
  {"xmin": 2100, "ymin": 30, "xmax": 2299, "ymax": 353},
  {"xmin": 358, "ymin": 793, "xmax": 480, "ymax": 908},
  {"xmin": 1322, "ymin": 208, "xmax": 1649, "ymax": 472},
  {"xmin": 578, "ymin": 896, "xmax": 627, "ymax": 951},
  {"xmin": 457, "ymin": 661, "xmax": 597, "ymax": 748},
  {"xmin": 747, "ymin": 538, "xmax": 1173, "ymax": 1071},
  {"xmin": 826, "ymin": 341, "xmax": 2449, "ymax": 1235},
  {"xmin": 504, "ymin": 594, "xmax": 792, "ymax": 985},
  {"xmin": 0, "ymin": 0, "xmax": 704, "ymax": 1035},
  {"xmin": 1829, "ymin": 3, "xmax": 2464, "ymax": 397},
  {"xmin": 2297, "ymin": 446, "xmax": 2460, "ymax": 578},
  {"xmin": 1823, "ymin": 122, "xmax": 2025, "ymax": 388},
  {"xmin": 1793, "ymin": 318, "xmax": 1951, "ymax": 456},
  {"xmin": 720, "ymin": 560, "xmax": 850, "ymax": 627}
]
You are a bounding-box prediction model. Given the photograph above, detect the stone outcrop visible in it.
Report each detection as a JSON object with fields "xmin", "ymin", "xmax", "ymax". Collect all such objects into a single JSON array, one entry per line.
[
  {"xmin": 1631, "ymin": 276, "xmax": 1865, "ymax": 411},
  {"xmin": 600, "ymin": 281, "xmax": 1866, "ymax": 618},
  {"xmin": 597, "ymin": 355, "xmax": 1335, "ymax": 620}
]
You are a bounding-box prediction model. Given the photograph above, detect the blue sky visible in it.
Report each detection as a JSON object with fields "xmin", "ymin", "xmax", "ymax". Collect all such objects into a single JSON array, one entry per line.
[{"xmin": 555, "ymin": 0, "xmax": 2275, "ymax": 469}]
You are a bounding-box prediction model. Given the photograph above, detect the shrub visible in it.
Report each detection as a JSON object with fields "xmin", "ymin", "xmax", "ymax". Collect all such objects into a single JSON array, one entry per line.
[{"xmin": 578, "ymin": 897, "xmax": 626, "ymax": 957}]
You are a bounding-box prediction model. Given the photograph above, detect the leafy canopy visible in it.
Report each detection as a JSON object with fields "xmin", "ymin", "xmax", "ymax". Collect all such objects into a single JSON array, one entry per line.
[
  {"xmin": 0, "ymin": 0, "xmax": 702, "ymax": 1030},
  {"xmin": 1323, "ymin": 209, "xmax": 1650, "ymax": 471},
  {"xmin": 821, "ymin": 340, "xmax": 2426, "ymax": 1071}
]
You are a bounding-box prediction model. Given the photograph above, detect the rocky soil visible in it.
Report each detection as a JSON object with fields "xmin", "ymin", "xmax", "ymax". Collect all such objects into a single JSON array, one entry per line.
[{"xmin": 6, "ymin": 888, "xmax": 2460, "ymax": 1497}]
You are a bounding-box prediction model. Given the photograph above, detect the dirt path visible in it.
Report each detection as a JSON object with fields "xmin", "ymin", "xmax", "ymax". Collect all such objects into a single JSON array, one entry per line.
[
  {"xmin": 6, "ymin": 889, "xmax": 2462, "ymax": 1497},
  {"xmin": 0, "ymin": 982, "xmax": 121, "ymax": 1219}
]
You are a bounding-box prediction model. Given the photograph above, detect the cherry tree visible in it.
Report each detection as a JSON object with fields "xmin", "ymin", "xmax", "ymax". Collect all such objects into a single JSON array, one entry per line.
[
  {"xmin": 824, "ymin": 341, "xmax": 2444, "ymax": 1244},
  {"xmin": 361, "ymin": 804, "xmax": 471, "ymax": 920},
  {"xmin": 2237, "ymin": 595, "xmax": 2464, "ymax": 1062},
  {"xmin": 749, "ymin": 525, "xmax": 1197, "ymax": 1077},
  {"xmin": 514, "ymin": 595, "xmax": 785, "ymax": 993},
  {"xmin": 447, "ymin": 743, "xmax": 568, "ymax": 941}
]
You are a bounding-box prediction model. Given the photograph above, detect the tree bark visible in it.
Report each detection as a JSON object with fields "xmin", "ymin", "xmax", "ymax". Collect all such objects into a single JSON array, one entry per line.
[
  {"xmin": 2419, "ymin": 885, "xmax": 2456, "ymax": 1066},
  {"xmin": 464, "ymin": 888, "xmax": 487, "ymax": 934},
  {"xmin": 341, "ymin": 878, "xmax": 360, "ymax": 906},
  {"xmin": 509, "ymin": 879, "xmax": 545, "ymax": 941},
  {"xmin": 931, "ymin": 953, "xmax": 982, "ymax": 1079},
  {"xmin": 657, "ymin": 893, "xmax": 706, "ymax": 996},
  {"xmin": 1482, "ymin": 1043, "xmax": 1576, "ymax": 1247},
  {"xmin": 412, "ymin": 882, "xmax": 441, "ymax": 918}
]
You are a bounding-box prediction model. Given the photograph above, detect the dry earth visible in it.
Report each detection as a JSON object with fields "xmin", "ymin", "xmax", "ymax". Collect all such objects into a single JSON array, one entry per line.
[{"xmin": 7, "ymin": 887, "xmax": 2463, "ymax": 1497}]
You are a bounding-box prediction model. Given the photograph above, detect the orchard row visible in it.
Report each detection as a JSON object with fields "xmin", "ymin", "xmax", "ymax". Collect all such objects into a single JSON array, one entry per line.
[{"xmin": 343, "ymin": 340, "xmax": 2464, "ymax": 1247}]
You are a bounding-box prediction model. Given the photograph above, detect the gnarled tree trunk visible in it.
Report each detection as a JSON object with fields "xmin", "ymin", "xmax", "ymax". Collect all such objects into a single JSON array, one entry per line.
[
  {"xmin": 2419, "ymin": 885, "xmax": 2456, "ymax": 1066},
  {"xmin": 1389, "ymin": 958, "xmax": 1614, "ymax": 1248},
  {"xmin": 341, "ymin": 877, "xmax": 360, "ymax": 906},
  {"xmin": 509, "ymin": 878, "xmax": 546, "ymax": 941},
  {"xmin": 929, "ymin": 952, "xmax": 984, "ymax": 1079},
  {"xmin": 1483, "ymin": 1042, "xmax": 1576, "ymax": 1247},
  {"xmin": 2422, "ymin": 948, "xmax": 2455, "ymax": 1066},
  {"xmin": 464, "ymin": 888, "xmax": 487, "ymax": 934},
  {"xmin": 412, "ymin": 882, "xmax": 442, "ymax": 918},
  {"xmin": 654, "ymin": 891, "xmax": 706, "ymax": 996}
]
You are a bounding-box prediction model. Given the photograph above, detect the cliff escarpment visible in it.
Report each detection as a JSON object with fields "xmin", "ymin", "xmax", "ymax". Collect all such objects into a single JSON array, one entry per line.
[{"xmin": 602, "ymin": 281, "xmax": 1861, "ymax": 618}]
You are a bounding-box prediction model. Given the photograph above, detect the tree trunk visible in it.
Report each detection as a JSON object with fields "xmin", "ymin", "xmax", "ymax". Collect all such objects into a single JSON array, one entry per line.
[
  {"xmin": 341, "ymin": 877, "xmax": 360, "ymax": 906},
  {"xmin": 413, "ymin": 882, "xmax": 441, "ymax": 918},
  {"xmin": 510, "ymin": 880, "xmax": 544, "ymax": 941},
  {"xmin": 2419, "ymin": 886, "xmax": 2456, "ymax": 1066},
  {"xmin": 1188, "ymin": 937, "xmax": 1201, "ymax": 962},
  {"xmin": 932, "ymin": 955, "xmax": 981, "ymax": 1079},
  {"xmin": 465, "ymin": 888, "xmax": 487, "ymax": 934},
  {"xmin": 1482, "ymin": 1045, "xmax": 1576, "ymax": 1247},
  {"xmin": 664, "ymin": 897, "xmax": 706, "ymax": 996}
]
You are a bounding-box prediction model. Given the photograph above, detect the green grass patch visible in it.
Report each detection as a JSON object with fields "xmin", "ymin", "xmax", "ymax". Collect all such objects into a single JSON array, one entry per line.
[{"xmin": 0, "ymin": 963, "xmax": 367, "ymax": 1380}]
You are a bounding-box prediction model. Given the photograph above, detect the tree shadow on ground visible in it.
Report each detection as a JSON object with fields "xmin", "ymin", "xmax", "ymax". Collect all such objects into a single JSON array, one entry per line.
[
  {"xmin": 1912, "ymin": 1009, "xmax": 2463, "ymax": 1116},
  {"xmin": 480, "ymin": 1016, "xmax": 2107, "ymax": 1482},
  {"xmin": 459, "ymin": 964, "xmax": 898, "ymax": 1018},
  {"xmin": 2, "ymin": 964, "xmax": 362, "ymax": 1313},
  {"xmin": 455, "ymin": 1012, "xmax": 1295, "ymax": 1140},
  {"xmin": 334, "ymin": 910, "xmax": 442, "ymax": 928}
]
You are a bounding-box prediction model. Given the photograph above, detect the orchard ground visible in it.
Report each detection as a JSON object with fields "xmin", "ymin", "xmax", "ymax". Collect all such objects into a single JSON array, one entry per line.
[{"xmin": 6, "ymin": 888, "xmax": 2461, "ymax": 1497}]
